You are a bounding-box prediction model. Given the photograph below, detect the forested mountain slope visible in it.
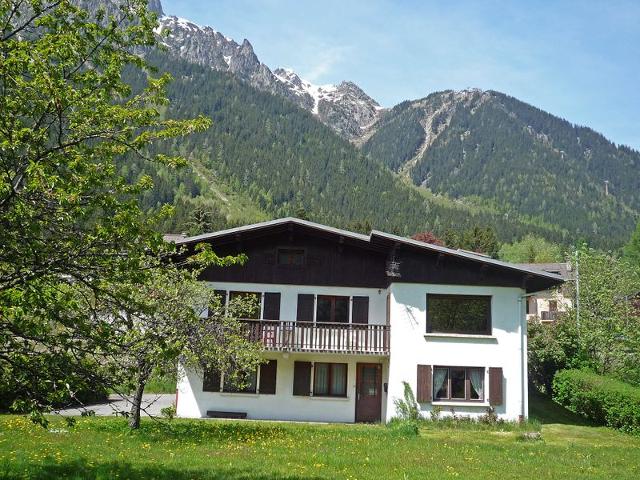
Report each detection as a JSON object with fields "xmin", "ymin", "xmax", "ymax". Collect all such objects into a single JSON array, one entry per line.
[
  {"xmin": 362, "ymin": 90, "xmax": 640, "ymax": 247},
  {"xmin": 128, "ymin": 51, "xmax": 564, "ymax": 242}
]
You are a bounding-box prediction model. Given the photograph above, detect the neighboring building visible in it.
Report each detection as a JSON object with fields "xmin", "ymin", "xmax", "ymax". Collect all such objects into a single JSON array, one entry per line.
[
  {"xmin": 517, "ymin": 263, "xmax": 573, "ymax": 322},
  {"xmin": 174, "ymin": 218, "xmax": 563, "ymax": 423}
]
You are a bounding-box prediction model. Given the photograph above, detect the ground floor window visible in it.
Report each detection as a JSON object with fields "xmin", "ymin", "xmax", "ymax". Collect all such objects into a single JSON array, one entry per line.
[
  {"xmin": 202, "ymin": 360, "xmax": 277, "ymax": 394},
  {"xmin": 433, "ymin": 366, "xmax": 484, "ymax": 402},
  {"xmin": 293, "ymin": 361, "xmax": 348, "ymax": 397},
  {"xmin": 313, "ymin": 363, "xmax": 347, "ymax": 397}
]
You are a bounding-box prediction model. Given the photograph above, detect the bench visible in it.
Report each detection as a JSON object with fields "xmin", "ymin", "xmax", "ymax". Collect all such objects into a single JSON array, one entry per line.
[{"xmin": 206, "ymin": 410, "xmax": 247, "ymax": 419}]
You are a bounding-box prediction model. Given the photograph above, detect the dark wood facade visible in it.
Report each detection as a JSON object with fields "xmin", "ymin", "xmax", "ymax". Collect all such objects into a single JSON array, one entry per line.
[{"xmin": 179, "ymin": 219, "xmax": 562, "ymax": 293}]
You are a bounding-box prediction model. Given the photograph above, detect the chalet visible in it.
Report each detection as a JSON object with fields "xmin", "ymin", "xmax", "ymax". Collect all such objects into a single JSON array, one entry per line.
[
  {"xmin": 517, "ymin": 263, "xmax": 574, "ymax": 322},
  {"xmin": 173, "ymin": 218, "xmax": 563, "ymax": 423}
]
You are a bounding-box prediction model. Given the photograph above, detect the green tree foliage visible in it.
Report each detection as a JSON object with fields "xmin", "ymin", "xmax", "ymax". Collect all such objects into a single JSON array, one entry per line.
[
  {"xmin": 0, "ymin": 0, "xmax": 262, "ymax": 422},
  {"xmin": 529, "ymin": 247, "xmax": 640, "ymax": 393},
  {"xmin": 443, "ymin": 226, "xmax": 499, "ymax": 258},
  {"xmin": 623, "ymin": 220, "xmax": 640, "ymax": 270},
  {"xmin": 499, "ymin": 234, "xmax": 563, "ymax": 263}
]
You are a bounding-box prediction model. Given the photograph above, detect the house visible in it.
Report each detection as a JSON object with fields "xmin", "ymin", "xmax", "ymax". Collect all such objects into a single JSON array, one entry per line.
[
  {"xmin": 516, "ymin": 263, "xmax": 573, "ymax": 322},
  {"xmin": 173, "ymin": 218, "xmax": 563, "ymax": 423}
]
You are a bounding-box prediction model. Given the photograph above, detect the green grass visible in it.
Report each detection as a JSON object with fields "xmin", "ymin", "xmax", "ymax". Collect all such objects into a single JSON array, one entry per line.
[{"xmin": 1, "ymin": 394, "xmax": 639, "ymax": 479}]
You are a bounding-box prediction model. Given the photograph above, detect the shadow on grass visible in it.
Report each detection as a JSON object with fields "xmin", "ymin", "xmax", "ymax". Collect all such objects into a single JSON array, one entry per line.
[
  {"xmin": 1, "ymin": 458, "xmax": 326, "ymax": 480},
  {"xmin": 528, "ymin": 389, "xmax": 594, "ymax": 426}
]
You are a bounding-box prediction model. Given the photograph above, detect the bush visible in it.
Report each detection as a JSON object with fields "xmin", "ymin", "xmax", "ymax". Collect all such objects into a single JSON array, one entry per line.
[
  {"xmin": 553, "ymin": 369, "xmax": 640, "ymax": 435},
  {"xmin": 393, "ymin": 381, "xmax": 420, "ymax": 422},
  {"xmin": 161, "ymin": 404, "xmax": 177, "ymax": 420}
]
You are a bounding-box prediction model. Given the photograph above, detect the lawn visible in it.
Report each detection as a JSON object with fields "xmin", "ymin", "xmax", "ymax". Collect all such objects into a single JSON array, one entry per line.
[{"xmin": 1, "ymin": 394, "xmax": 639, "ymax": 479}]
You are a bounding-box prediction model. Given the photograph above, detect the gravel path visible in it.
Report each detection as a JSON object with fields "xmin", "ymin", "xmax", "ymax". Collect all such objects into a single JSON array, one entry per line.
[{"xmin": 55, "ymin": 393, "xmax": 174, "ymax": 417}]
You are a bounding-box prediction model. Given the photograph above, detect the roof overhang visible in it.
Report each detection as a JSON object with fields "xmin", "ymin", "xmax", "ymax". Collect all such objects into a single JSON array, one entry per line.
[{"xmin": 175, "ymin": 217, "xmax": 564, "ymax": 292}]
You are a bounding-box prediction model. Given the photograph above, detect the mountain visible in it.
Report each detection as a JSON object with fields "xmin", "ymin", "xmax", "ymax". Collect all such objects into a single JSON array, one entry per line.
[
  {"xmin": 128, "ymin": 50, "xmax": 562, "ymax": 244},
  {"xmin": 154, "ymin": 15, "xmax": 382, "ymax": 140},
  {"xmin": 74, "ymin": 1, "xmax": 640, "ymax": 248},
  {"xmin": 361, "ymin": 89, "xmax": 640, "ymax": 247}
]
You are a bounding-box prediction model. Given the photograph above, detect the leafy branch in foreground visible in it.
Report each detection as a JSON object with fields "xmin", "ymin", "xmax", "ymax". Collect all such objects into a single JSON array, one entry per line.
[{"xmin": 0, "ymin": 0, "xmax": 259, "ymax": 423}]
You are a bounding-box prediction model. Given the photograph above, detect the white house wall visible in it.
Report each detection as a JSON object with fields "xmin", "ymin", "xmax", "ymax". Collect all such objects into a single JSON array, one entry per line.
[
  {"xmin": 176, "ymin": 352, "xmax": 388, "ymax": 423},
  {"xmin": 386, "ymin": 283, "xmax": 527, "ymax": 421}
]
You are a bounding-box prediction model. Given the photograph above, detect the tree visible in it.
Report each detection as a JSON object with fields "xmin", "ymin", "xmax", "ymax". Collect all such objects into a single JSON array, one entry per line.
[
  {"xmin": 410, "ymin": 231, "xmax": 444, "ymax": 246},
  {"xmin": 499, "ymin": 234, "xmax": 563, "ymax": 263},
  {"xmin": 0, "ymin": 0, "xmax": 220, "ymax": 420},
  {"xmin": 623, "ymin": 220, "xmax": 640, "ymax": 270},
  {"xmin": 106, "ymin": 264, "xmax": 263, "ymax": 429},
  {"xmin": 447, "ymin": 226, "xmax": 500, "ymax": 258},
  {"xmin": 529, "ymin": 246, "xmax": 640, "ymax": 392}
]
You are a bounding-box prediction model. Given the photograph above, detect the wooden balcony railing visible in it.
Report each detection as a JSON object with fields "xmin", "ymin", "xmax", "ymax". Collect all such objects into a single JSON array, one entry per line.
[{"xmin": 240, "ymin": 320, "xmax": 390, "ymax": 355}]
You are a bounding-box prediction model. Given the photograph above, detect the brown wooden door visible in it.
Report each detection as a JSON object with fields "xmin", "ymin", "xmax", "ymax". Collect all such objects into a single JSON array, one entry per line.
[{"xmin": 355, "ymin": 363, "xmax": 382, "ymax": 422}]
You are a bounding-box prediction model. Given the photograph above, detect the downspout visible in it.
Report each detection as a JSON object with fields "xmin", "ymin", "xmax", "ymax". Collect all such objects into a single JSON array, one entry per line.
[{"xmin": 518, "ymin": 293, "xmax": 536, "ymax": 420}]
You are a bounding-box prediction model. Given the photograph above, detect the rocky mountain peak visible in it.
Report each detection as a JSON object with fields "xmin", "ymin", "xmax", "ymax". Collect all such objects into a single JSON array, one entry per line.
[{"xmin": 151, "ymin": 3, "xmax": 381, "ymax": 140}]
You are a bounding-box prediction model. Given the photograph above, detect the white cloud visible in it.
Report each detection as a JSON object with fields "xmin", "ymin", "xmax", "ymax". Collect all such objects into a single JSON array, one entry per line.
[{"xmin": 302, "ymin": 46, "xmax": 351, "ymax": 83}]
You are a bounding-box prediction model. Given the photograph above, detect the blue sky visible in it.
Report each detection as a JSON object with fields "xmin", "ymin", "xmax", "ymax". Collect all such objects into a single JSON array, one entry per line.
[{"xmin": 163, "ymin": 0, "xmax": 640, "ymax": 150}]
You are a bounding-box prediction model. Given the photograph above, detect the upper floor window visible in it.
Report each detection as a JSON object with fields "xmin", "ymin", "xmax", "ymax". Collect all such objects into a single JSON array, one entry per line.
[
  {"xmin": 277, "ymin": 248, "xmax": 305, "ymax": 266},
  {"xmin": 317, "ymin": 295, "xmax": 349, "ymax": 323},
  {"xmin": 426, "ymin": 294, "xmax": 491, "ymax": 335}
]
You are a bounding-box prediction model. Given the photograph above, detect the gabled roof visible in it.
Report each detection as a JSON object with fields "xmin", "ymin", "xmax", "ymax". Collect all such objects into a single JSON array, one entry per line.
[
  {"xmin": 516, "ymin": 262, "xmax": 574, "ymax": 281},
  {"xmin": 176, "ymin": 217, "xmax": 564, "ymax": 290}
]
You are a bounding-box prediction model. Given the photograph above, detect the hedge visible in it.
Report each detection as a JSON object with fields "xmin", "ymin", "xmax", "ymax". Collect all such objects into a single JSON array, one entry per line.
[{"xmin": 553, "ymin": 369, "xmax": 640, "ymax": 435}]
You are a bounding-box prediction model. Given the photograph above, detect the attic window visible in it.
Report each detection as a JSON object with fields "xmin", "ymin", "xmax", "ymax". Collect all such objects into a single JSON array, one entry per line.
[{"xmin": 277, "ymin": 248, "xmax": 305, "ymax": 266}]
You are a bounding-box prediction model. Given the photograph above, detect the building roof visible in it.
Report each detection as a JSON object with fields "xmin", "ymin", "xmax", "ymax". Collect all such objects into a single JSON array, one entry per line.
[
  {"xmin": 515, "ymin": 262, "xmax": 573, "ymax": 281},
  {"xmin": 176, "ymin": 217, "xmax": 564, "ymax": 291}
]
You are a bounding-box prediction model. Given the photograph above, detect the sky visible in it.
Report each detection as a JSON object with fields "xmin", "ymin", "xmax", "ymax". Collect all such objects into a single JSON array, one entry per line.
[{"xmin": 162, "ymin": 0, "xmax": 640, "ymax": 150}]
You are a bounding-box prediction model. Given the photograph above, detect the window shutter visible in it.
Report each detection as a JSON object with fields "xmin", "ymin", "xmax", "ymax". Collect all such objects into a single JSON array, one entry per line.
[
  {"xmin": 352, "ymin": 296, "xmax": 369, "ymax": 324},
  {"xmin": 296, "ymin": 294, "xmax": 314, "ymax": 322},
  {"xmin": 208, "ymin": 290, "xmax": 226, "ymax": 318},
  {"xmin": 416, "ymin": 364, "xmax": 432, "ymax": 403},
  {"xmin": 293, "ymin": 361, "xmax": 312, "ymax": 396},
  {"xmin": 489, "ymin": 367, "xmax": 503, "ymax": 406},
  {"xmin": 263, "ymin": 293, "xmax": 281, "ymax": 320},
  {"xmin": 202, "ymin": 369, "xmax": 221, "ymax": 392},
  {"xmin": 259, "ymin": 360, "xmax": 277, "ymax": 394}
]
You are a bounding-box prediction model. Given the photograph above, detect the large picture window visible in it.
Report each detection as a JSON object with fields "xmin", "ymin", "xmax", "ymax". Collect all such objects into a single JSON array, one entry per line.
[
  {"xmin": 313, "ymin": 363, "xmax": 348, "ymax": 397},
  {"xmin": 433, "ymin": 366, "xmax": 484, "ymax": 402},
  {"xmin": 316, "ymin": 295, "xmax": 349, "ymax": 323},
  {"xmin": 426, "ymin": 294, "xmax": 491, "ymax": 335}
]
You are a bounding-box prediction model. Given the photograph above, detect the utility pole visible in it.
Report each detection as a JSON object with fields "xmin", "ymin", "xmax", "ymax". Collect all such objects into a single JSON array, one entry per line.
[
  {"xmin": 575, "ymin": 248, "xmax": 580, "ymax": 334},
  {"xmin": 604, "ymin": 180, "xmax": 609, "ymax": 196}
]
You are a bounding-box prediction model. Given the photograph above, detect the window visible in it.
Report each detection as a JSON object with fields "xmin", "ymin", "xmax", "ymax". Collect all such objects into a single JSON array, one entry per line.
[
  {"xmin": 317, "ymin": 295, "xmax": 349, "ymax": 323},
  {"xmin": 278, "ymin": 248, "xmax": 305, "ymax": 266},
  {"xmin": 433, "ymin": 366, "xmax": 484, "ymax": 402},
  {"xmin": 313, "ymin": 363, "xmax": 347, "ymax": 397},
  {"xmin": 224, "ymin": 369, "xmax": 258, "ymax": 394},
  {"xmin": 202, "ymin": 360, "xmax": 277, "ymax": 395},
  {"xmin": 229, "ymin": 291, "xmax": 261, "ymax": 319},
  {"xmin": 426, "ymin": 294, "xmax": 491, "ymax": 335}
]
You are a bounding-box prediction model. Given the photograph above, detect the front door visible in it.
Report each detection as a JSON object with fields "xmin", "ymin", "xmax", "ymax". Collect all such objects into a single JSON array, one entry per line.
[{"xmin": 355, "ymin": 363, "xmax": 382, "ymax": 422}]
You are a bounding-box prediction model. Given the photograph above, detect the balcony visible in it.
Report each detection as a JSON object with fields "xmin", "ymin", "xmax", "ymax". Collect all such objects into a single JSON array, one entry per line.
[{"xmin": 240, "ymin": 319, "xmax": 390, "ymax": 355}]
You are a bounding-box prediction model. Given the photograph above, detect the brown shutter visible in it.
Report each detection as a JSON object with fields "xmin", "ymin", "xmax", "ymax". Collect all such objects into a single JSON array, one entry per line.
[
  {"xmin": 296, "ymin": 294, "xmax": 314, "ymax": 322},
  {"xmin": 263, "ymin": 293, "xmax": 281, "ymax": 320},
  {"xmin": 416, "ymin": 364, "xmax": 432, "ymax": 403},
  {"xmin": 202, "ymin": 369, "xmax": 221, "ymax": 392},
  {"xmin": 293, "ymin": 361, "xmax": 311, "ymax": 396},
  {"xmin": 489, "ymin": 367, "xmax": 503, "ymax": 405},
  {"xmin": 259, "ymin": 360, "xmax": 277, "ymax": 394},
  {"xmin": 352, "ymin": 296, "xmax": 369, "ymax": 324}
]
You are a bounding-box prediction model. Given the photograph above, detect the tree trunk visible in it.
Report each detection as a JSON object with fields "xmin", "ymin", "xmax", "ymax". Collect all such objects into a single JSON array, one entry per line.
[{"xmin": 129, "ymin": 360, "xmax": 151, "ymax": 429}]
